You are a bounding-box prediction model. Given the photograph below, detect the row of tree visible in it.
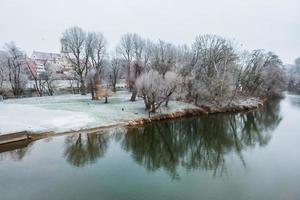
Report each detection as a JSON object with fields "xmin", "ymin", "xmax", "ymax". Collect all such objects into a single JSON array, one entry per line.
[
  {"xmin": 0, "ymin": 26, "xmax": 287, "ymax": 111},
  {"xmin": 59, "ymin": 26, "xmax": 287, "ymax": 112}
]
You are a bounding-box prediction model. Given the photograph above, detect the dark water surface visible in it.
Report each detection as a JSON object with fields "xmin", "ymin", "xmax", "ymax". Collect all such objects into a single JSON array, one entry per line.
[{"xmin": 1, "ymin": 94, "xmax": 300, "ymax": 200}]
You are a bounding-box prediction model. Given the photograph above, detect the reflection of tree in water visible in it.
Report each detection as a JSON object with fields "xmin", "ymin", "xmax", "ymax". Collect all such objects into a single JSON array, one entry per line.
[
  {"xmin": 239, "ymin": 99, "xmax": 282, "ymax": 147},
  {"xmin": 64, "ymin": 132, "xmax": 110, "ymax": 167},
  {"xmin": 0, "ymin": 140, "xmax": 33, "ymax": 161},
  {"xmin": 119, "ymin": 100, "xmax": 282, "ymax": 179}
]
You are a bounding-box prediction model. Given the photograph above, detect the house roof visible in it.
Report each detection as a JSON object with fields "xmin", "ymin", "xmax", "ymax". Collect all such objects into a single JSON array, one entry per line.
[{"xmin": 31, "ymin": 51, "xmax": 61, "ymax": 61}]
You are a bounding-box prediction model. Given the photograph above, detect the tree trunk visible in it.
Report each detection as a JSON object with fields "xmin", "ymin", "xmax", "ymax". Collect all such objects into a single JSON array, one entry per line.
[
  {"xmin": 80, "ymin": 78, "xmax": 86, "ymax": 95},
  {"xmin": 165, "ymin": 99, "xmax": 169, "ymax": 107},
  {"xmin": 194, "ymin": 94, "xmax": 199, "ymax": 105},
  {"xmin": 142, "ymin": 95, "xmax": 151, "ymax": 110},
  {"xmin": 150, "ymin": 103, "xmax": 156, "ymax": 113},
  {"xmin": 91, "ymin": 82, "xmax": 95, "ymax": 100},
  {"xmin": 130, "ymin": 90, "xmax": 137, "ymax": 101},
  {"xmin": 104, "ymin": 96, "xmax": 108, "ymax": 103}
]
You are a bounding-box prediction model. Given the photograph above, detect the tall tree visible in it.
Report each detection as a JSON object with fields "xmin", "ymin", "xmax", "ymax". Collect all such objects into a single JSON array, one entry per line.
[
  {"xmin": 117, "ymin": 33, "xmax": 134, "ymax": 91},
  {"xmin": 240, "ymin": 50, "xmax": 286, "ymax": 97},
  {"xmin": 61, "ymin": 26, "xmax": 90, "ymax": 95},
  {"xmin": 87, "ymin": 32, "xmax": 107, "ymax": 99},
  {"xmin": 117, "ymin": 33, "xmax": 149, "ymax": 101},
  {"xmin": 191, "ymin": 35, "xmax": 238, "ymax": 104},
  {"xmin": 151, "ymin": 40, "xmax": 176, "ymax": 77},
  {"xmin": 109, "ymin": 57, "xmax": 123, "ymax": 93}
]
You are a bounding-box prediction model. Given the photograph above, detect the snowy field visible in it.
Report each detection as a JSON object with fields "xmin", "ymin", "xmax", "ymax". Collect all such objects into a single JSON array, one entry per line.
[{"xmin": 0, "ymin": 91, "xmax": 196, "ymax": 135}]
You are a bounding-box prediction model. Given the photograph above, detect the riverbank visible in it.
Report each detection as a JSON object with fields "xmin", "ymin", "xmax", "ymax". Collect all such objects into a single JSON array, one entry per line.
[
  {"xmin": 128, "ymin": 97, "xmax": 265, "ymax": 125},
  {"xmin": 0, "ymin": 92, "xmax": 265, "ymax": 144}
]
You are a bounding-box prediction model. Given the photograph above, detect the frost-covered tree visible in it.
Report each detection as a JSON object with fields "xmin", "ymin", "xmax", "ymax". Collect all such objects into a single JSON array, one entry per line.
[
  {"xmin": 136, "ymin": 70, "xmax": 180, "ymax": 112},
  {"xmin": 191, "ymin": 35, "xmax": 238, "ymax": 104},
  {"xmin": 117, "ymin": 33, "xmax": 152, "ymax": 101},
  {"xmin": 87, "ymin": 32, "xmax": 107, "ymax": 99},
  {"xmin": 26, "ymin": 60, "xmax": 45, "ymax": 97},
  {"xmin": 26, "ymin": 60, "xmax": 59, "ymax": 97},
  {"xmin": 117, "ymin": 33, "xmax": 134, "ymax": 89},
  {"xmin": 61, "ymin": 26, "xmax": 90, "ymax": 95},
  {"xmin": 43, "ymin": 62, "xmax": 59, "ymax": 96},
  {"xmin": 129, "ymin": 34, "xmax": 146, "ymax": 101},
  {"xmin": 175, "ymin": 45, "xmax": 194, "ymax": 99},
  {"xmin": 67, "ymin": 70, "xmax": 80, "ymax": 94},
  {"xmin": 240, "ymin": 50, "xmax": 286, "ymax": 97},
  {"xmin": 88, "ymin": 32, "xmax": 107, "ymax": 76},
  {"xmin": 2, "ymin": 42, "xmax": 28, "ymax": 96},
  {"xmin": 150, "ymin": 40, "xmax": 176, "ymax": 77},
  {"xmin": 161, "ymin": 71, "xmax": 180, "ymax": 107},
  {"xmin": 141, "ymin": 39, "xmax": 154, "ymax": 72},
  {"xmin": 109, "ymin": 57, "xmax": 123, "ymax": 92}
]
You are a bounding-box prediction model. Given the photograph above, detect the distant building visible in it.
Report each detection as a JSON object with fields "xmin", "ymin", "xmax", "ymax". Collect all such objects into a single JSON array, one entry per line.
[
  {"xmin": 30, "ymin": 51, "xmax": 70, "ymax": 78},
  {"xmin": 31, "ymin": 51, "xmax": 61, "ymax": 64}
]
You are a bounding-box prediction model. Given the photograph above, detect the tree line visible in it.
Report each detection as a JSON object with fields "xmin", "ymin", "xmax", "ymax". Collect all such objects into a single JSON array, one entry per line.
[{"xmin": 0, "ymin": 26, "xmax": 287, "ymax": 112}]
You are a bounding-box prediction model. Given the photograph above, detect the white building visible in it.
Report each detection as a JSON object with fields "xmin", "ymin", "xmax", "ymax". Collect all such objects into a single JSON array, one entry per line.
[{"xmin": 31, "ymin": 51, "xmax": 62, "ymax": 74}]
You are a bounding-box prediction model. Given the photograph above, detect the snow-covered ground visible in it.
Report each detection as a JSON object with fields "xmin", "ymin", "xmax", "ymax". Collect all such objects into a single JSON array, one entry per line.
[{"xmin": 0, "ymin": 91, "xmax": 196, "ymax": 135}]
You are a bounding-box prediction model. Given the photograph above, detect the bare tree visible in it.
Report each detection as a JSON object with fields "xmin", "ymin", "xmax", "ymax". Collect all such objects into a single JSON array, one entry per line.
[
  {"xmin": 142, "ymin": 39, "xmax": 154, "ymax": 71},
  {"xmin": 150, "ymin": 40, "xmax": 176, "ymax": 77},
  {"xmin": 240, "ymin": 50, "xmax": 286, "ymax": 97},
  {"xmin": 26, "ymin": 61, "xmax": 45, "ymax": 96},
  {"xmin": 117, "ymin": 33, "xmax": 150, "ymax": 101},
  {"xmin": 176, "ymin": 45, "xmax": 194, "ymax": 99},
  {"xmin": 3, "ymin": 42, "xmax": 28, "ymax": 96},
  {"xmin": 109, "ymin": 57, "xmax": 123, "ymax": 92},
  {"xmin": 117, "ymin": 33, "xmax": 134, "ymax": 90},
  {"xmin": 43, "ymin": 62, "xmax": 59, "ymax": 96},
  {"xmin": 67, "ymin": 71, "xmax": 80, "ymax": 94},
  {"xmin": 88, "ymin": 32, "xmax": 107, "ymax": 99},
  {"xmin": 191, "ymin": 35, "xmax": 238, "ymax": 104},
  {"xmin": 61, "ymin": 26, "xmax": 90, "ymax": 95},
  {"xmin": 129, "ymin": 34, "xmax": 147, "ymax": 101}
]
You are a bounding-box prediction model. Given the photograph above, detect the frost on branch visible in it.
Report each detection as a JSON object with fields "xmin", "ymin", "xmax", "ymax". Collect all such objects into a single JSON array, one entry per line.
[{"xmin": 136, "ymin": 70, "xmax": 180, "ymax": 112}]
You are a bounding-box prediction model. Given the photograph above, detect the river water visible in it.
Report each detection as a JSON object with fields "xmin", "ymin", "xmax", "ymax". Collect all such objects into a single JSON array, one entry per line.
[{"xmin": 0, "ymin": 94, "xmax": 300, "ymax": 200}]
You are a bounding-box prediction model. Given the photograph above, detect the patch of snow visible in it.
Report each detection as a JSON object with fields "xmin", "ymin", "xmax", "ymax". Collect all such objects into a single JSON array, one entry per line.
[
  {"xmin": 0, "ymin": 104, "xmax": 94, "ymax": 134},
  {"xmin": 0, "ymin": 91, "xmax": 196, "ymax": 135}
]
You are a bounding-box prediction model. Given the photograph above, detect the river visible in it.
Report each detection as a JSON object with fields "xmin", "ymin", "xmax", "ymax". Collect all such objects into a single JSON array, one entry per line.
[{"xmin": 0, "ymin": 94, "xmax": 300, "ymax": 200}]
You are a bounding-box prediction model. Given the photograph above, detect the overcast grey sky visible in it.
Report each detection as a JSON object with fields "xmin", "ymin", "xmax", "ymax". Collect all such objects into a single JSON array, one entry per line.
[{"xmin": 0, "ymin": 0, "xmax": 299, "ymax": 64}]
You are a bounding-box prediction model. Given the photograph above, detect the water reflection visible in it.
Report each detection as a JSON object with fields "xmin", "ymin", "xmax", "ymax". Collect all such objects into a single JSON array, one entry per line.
[
  {"xmin": 64, "ymin": 133, "xmax": 110, "ymax": 167},
  {"xmin": 119, "ymin": 100, "xmax": 282, "ymax": 179},
  {"xmin": 0, "ymin": 100, "xmax": 282, "ymax": 178},
  {"xmin": 0, "ymin": 140, "xmax": 33, "ymax": 161}
]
